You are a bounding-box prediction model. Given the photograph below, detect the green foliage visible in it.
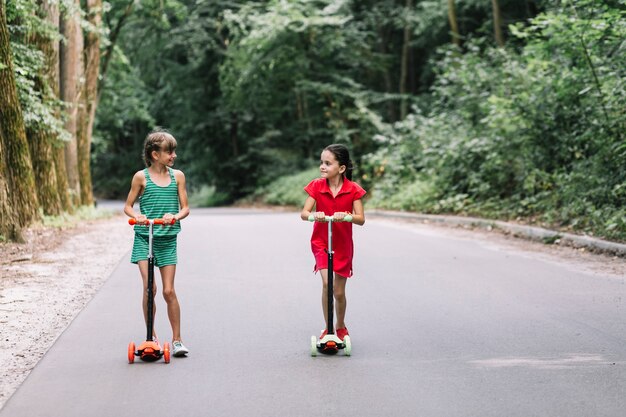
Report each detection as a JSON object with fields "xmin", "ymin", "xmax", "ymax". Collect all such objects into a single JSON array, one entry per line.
[
  {"xmin": 255, "ymin": 167, "xmax": 319, "ymax": 207},
  {"xmin": 216, "ymin": 0, "xmax": 394, "ymax": 186},
  {"xmin": 188, "ymin": 185, "xmax": 231, "ymax": 207},
  {"xmin": 365, "ymin": 1, "xmax": 626, "ymax": 241},
  {"xmin": 89, "ymin": 0, "xmax": 624, "ymax": 242},
  {"xmin": 7, "ymin": 0, "xmax": 69, "ymax": 141},
  {"xmin": 92, "ymin": 53, "xmax": 156, "ymax": 198}
]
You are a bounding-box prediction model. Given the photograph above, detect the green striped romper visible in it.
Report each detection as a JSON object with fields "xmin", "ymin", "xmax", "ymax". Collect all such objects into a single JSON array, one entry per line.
[{"xmin": 130, "ymin": 168, "xmax": 181, "ymax": 267}]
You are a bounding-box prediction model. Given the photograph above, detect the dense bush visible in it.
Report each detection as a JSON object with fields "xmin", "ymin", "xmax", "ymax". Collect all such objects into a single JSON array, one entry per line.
[
  {"xmin": 363, "ymin": 3, "xmax": 625, "ymax": 241},
  {"xmin": 254, "ymin": 167, "xmax": 320, "ymax": 207}
]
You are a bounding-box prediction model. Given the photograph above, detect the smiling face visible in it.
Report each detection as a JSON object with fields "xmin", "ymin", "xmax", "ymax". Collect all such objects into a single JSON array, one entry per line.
[
  {"xmin": 319, "ymin": 149, "xmax": 346, "ymax": 180},
  {"xmin": 144, "ymin": 131, "xmax": 178, "ymax": 167},
  {"xmin": 152, "ymin": 148, "xmax": 177, "ymax": 167}
]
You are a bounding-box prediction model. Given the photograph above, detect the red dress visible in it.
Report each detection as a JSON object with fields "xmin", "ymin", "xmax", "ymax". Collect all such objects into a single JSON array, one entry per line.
[{"xmin": 304, "ymin": 178, "xmax": 366, "ymax": 278}]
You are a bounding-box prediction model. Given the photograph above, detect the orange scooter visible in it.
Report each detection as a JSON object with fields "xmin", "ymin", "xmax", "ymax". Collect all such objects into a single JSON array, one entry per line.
[{"xmin": 127, "ymin": 218, "xmax": 175, "ymax": 364}]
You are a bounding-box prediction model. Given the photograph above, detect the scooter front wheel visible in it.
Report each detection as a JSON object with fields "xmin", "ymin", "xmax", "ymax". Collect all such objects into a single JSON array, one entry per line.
[
  {"xmin": 163, "ymin": 342, "xmax": 171, "ymax": 364},
  {"xmin": 343, "ymin": 336, "xmax": 352, "ymax": 356},
  {"xmin": 310, "ymin": 336, "xmax": 318, "ymax": 357},
  {"xmin": 128, "ymin": 342, "xmax": 136, "ymax": 364}
]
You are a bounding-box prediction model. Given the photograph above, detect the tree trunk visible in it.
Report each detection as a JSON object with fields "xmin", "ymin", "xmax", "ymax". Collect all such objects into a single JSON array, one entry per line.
[
  {"xmin": 45, "ymin": 0, "xmax": 72, "ymax": 212},
  {"xmin": 377, "ymin": 26, "xmax": 396, "ymax": 122},
  {"xmin": 53, "ymin": 144, "xmax": 71, "ymax": 211},
  {"xmin": 77, "ymin": 0, "xmax": 102, "ymax": 206},
  {"xmin": 230, "ymin": 112, "xmax": 239, "ymax": 157},
  {"xmin": 447, "ymin": 0, "xmax": 461, "ymax": 47},
  {"xmin": 0, "ymin": 0, "xmax": 39, "ymax": 232},
  {"xmin": 26, "ymin": 0, "xmax": 62, "ymax": 216},
  {"xmin": 492, "ymin": 0, "xmax": 504, "ymax": 47},
  {"xmin": 0, "ymin": 20, "xmax": 16, "ymax": 237},
  {"xmin": 60, "ymin": 0, "xmax": 83, "ymax": 207},
  {"xmin": 399, "ymin": 0, "xmax": 413, "ymax": 119},
  {"xmin": 98, "ymin": 0, "xmax": 134, "ymax": 102},
  {"xmin": 26, "ymin": 123, "xmax": 61, "ymax": 215},
  {"xmin": 0, "ymin": 141, "xmax": 19, "ymax": 241}
]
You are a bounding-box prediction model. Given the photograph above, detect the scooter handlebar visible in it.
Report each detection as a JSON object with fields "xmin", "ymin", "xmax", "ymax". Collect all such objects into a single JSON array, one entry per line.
[
  {"xmin": 308, "ymin": 214, "xmax": 353, "ymax": 223},
  {"xmin": 128, "ymin": 218, "xmax": 177, "ymax": 226}
]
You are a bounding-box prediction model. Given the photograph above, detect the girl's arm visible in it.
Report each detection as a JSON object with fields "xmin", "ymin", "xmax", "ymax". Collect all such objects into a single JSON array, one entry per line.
[
  {"xmin": 301, "ymin": 196, "xmax": 315, "ymax": 221},
  {"xmin": 301, "ymin": 196, "xmax": 320, "ymax": 221},
  {"xmin": 352, "ymin": 199, "xmax": 365, "ymax": 225},
  {"xmin": 124, "ymin": 171, "xmax": 146, "ymax": 221},
  {"xmin": 169, "ymin": 170, "xmax": 190, "ymax": 222},
  {"xmin": 333, "ymin": 199, "xmax": 365, "ymax": 225}
]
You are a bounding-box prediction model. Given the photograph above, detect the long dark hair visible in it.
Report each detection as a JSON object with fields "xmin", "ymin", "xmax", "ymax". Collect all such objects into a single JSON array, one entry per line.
[{"xmin": 324, "ymin": 144, "xmax": 354, "ymax": 180}]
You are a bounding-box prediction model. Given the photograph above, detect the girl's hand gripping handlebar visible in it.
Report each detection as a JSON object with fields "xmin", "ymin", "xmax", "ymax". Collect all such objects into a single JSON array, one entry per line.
[{"xmin": 308, "ymin": 214, "xmax": 353, "ymax": 223}]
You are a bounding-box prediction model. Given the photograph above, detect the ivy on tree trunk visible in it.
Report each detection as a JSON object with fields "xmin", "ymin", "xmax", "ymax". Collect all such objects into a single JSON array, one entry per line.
[{"xmin": 0, "ymin": 0, "xmax": 39, "ymax": 234}]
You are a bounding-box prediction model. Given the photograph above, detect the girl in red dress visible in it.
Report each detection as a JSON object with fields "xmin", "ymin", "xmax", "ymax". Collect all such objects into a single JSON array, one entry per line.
[{"xmin": 300, "ymin": 144, "xmax": 366, "ymax": 341}]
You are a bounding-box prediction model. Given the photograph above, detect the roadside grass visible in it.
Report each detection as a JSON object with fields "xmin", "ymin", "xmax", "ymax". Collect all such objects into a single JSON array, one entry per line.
[
  {"xmin": 253, "ymin": 167, "xmax": 319, "ymax": 207},
  {"xmin": 255, "ymin": 168, "xmax": 626, "ymax": 244},
  {"xmin": 41, "ymin": 205, "xmax": 116, "ymax": 228}
]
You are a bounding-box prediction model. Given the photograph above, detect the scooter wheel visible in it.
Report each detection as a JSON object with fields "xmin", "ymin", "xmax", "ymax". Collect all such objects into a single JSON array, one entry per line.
[
  {"xmin": 310, "ymin": 336, "xmax": 318, "ymax": 357},
  {"xmin": 163, "ymin": 342, "xmax": 170, "ymax": 364},
  {"xmin": 128, "ymin": 342, "xmax": 135, "ymax": 364},
  {"xmin": 343, "ymin": 336, "xmax": 352, "ymax": 356}
]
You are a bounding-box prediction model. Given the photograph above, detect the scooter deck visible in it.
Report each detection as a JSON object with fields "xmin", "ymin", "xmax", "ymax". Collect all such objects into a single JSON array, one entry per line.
[
  {"xmin": 137, "ymin": 340, "xmax": 164, "ymax": 361},
  {"xmin": 311, "ymin": 334, "xmax": 351, "ymax": 356},
  {"xmin": 128, "ymin": 340, "xmax": 170, "ymax": 363}
]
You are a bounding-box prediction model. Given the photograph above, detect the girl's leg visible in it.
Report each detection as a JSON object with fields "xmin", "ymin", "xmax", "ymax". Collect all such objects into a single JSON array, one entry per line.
[
  {"xmin": 320, "ymin": 269, "xmax": 330, "ymax": 327},
  {"xmin": 138, "ymin": 260, "xmax": 158, "ymax": 339},
  {"xmin": 159, "ymin": 265, "xmax": 182, "ymax": 342},
  {"xmin": 334, "ymin": 275, "xmax": 348, "ymax": 329},
  {"xmin": 320, "ymin": 270, "xmax": 348, "ymax": 330}
]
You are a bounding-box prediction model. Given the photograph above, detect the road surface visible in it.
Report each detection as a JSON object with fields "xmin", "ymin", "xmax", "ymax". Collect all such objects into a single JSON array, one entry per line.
[{"xmin": 2, "ymin": 208, "xmax": 625, "ymax": 416}]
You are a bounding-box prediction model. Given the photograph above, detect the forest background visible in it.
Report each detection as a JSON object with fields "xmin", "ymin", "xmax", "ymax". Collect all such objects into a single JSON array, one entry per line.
[{"xmin": 0, "ymin": 0, "xmax": 624, "ymax": 243}]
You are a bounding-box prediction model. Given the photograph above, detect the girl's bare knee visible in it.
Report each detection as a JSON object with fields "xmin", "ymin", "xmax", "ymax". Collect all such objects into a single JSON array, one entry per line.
[
  {"xmin": 162, "ymin": 288, "xmax": 177, "ymax": 303},
  {"xmin": 333, "ymin": 282, "xmax": 346, "ymax": 300}
]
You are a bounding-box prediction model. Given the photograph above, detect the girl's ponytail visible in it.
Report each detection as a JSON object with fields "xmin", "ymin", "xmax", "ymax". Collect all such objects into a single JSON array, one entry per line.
[{"xmin": 345, "ymin": 159, "xmax": 354, "ymax": 181}]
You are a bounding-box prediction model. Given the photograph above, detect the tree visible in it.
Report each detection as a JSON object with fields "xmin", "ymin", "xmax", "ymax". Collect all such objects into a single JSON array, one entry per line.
[
  {"xmin": 76, "ymin": 0, "xmax": 103, "ymax": 206},
  {"xmin": 492, "ymin": 0, "xmax": 504, "ymax": 47},
  {"xmin": 44, "ymin": 0, "xmax": 72, "ymax": 212},
  {"xmin": 25, "ymin": 0, "xmax": 63, "ymax": 216},
  {"xmin": 60, "ymin": 0, "xmax": 83, "ymax": 207},
  {"xmin": 447, "ymin": 0, "xmax": 461, "ymax": 47},
  {"xmin": 98, "ymin": 0, "xmax": 134, "ymax": 102},
  {"xmin": 0, "ymin": 128, "xmax": 17, "ymax": 241},
  {"xmin": 365, "ymin": 1, "xmax": 625, "ymax": 241},
  {"xmin": 218, "ymin": 0, "xmax": 386, "ymax": 190},
  {"xmin": 399, "ymin": 0, "xmax": 413, "ymax": 119},
  {"xmin": 0, "ymin": 0, "xmax": 39, "ymax": 234}
]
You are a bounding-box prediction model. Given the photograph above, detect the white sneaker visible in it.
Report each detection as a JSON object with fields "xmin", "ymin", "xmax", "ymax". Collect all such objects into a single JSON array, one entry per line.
[{"xmin": 172, "ymin": 340, "xmax": 189, "ymax": 357}]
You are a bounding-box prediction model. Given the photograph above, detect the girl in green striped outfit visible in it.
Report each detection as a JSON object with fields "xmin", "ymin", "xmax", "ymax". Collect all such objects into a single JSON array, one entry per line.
[{"xmin": 124, "ymin": 129, "xmax": 190, "ymax": 357}]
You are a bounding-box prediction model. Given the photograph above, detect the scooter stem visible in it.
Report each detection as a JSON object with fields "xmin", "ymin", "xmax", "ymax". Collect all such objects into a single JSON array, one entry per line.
[
  {"xmin": 146, "ymin": 221, "xmax": 154, "ymax": 341},
  {"xmin": 327, "ymin": 218, "xmax": 334, "ymax": 334}
]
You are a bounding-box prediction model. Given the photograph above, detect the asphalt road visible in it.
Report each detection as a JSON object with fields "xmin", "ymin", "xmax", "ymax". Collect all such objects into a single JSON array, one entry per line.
[{"xmin": 2, "ymin": 208, "xmax": 626, "ymax": 417}]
